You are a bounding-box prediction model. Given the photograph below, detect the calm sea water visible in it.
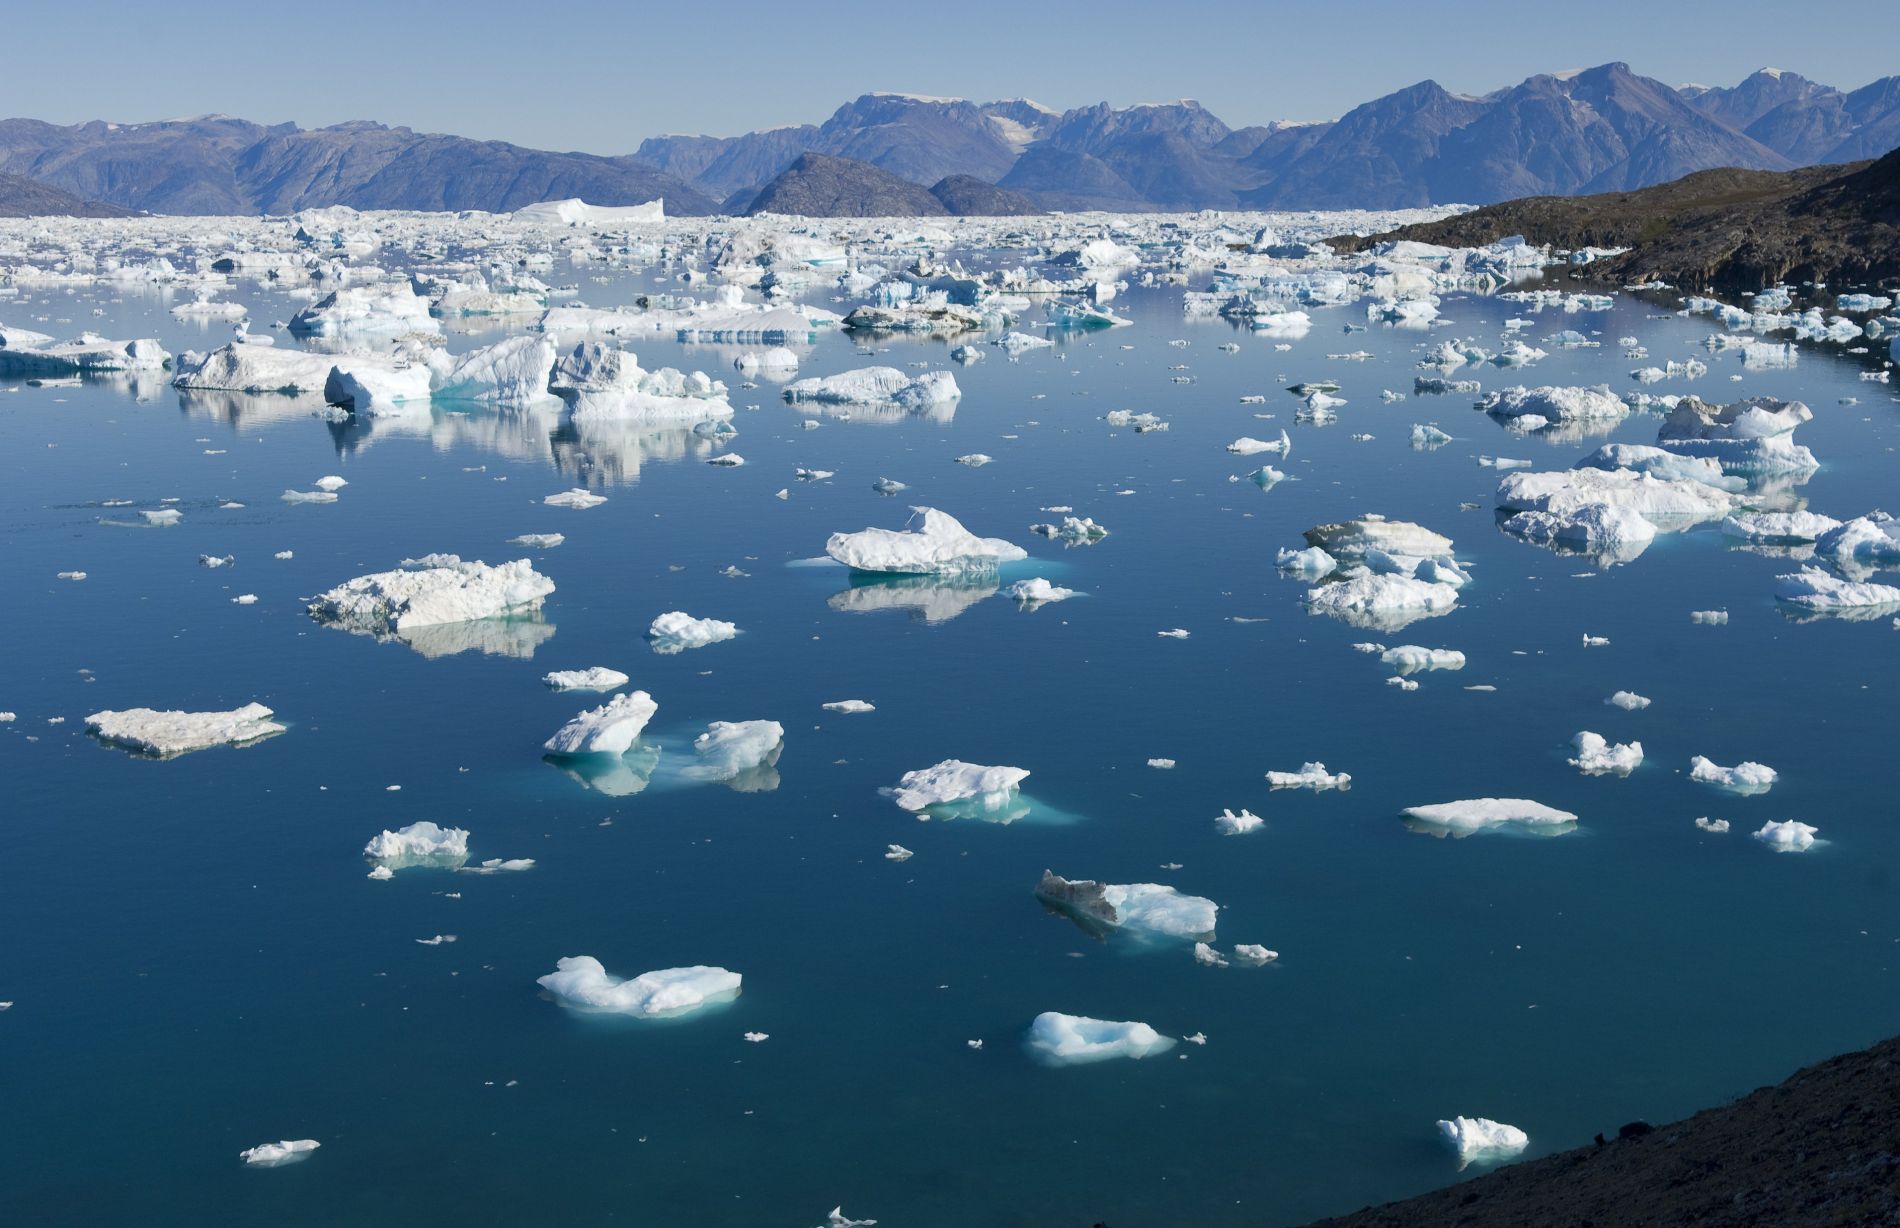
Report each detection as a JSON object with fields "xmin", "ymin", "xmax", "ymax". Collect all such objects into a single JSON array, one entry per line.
[{"xmin": 3, "ymin": 256, "xmax": 1898, "ymax": 1226}]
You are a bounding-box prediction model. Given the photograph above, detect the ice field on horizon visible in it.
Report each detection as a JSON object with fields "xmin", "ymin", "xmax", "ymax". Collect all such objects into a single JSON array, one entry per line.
[{"xmin": 3, "ymin": 198, "xmax": 1899, "ymax": 1227}]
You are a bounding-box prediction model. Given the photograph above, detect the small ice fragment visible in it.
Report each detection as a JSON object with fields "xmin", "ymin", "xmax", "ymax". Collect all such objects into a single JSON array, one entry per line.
[
  {"xmin": 1214, "ymin": 808, "xmax": 1262, "ymax": 835},
  {"xmin": 1157, "ymin": 628, "xmax": 1190, "ymax": 639},
  {"xmin": 1569, "ymin": 731, "xmax": 1644, "ymax": 776},
  {"xmin": 1753, "ymin": 819, "xmax": 1817, "ymax": 852},
  {"xmin": 537, "ymin": 957, "xmax": 742, "ymax": 1018},
  {"xmin": 1694, "ymin": 817, "xmax": 1730, "ymax": 834},
  {"xmin": 239, "ymin": 1139, "xmax": 319, "ymax": 1167},
  {"xmin": 314, "ymin": 476, "xmax": 348, "ymax": 492},
  {"xmin": 1006, "ymin": 578, "xmax": 1075, "ymax": 604},
  {"xmin": 1582, "ymin": 634, "xmax": 1610, "ymax": 647},
  {"xmin": 1232, "ymin": 944, "xmax": 1278, "ymax": 966},
  {"xmin": 1193, "ymin": 942, "xmax": 1228, "ymax": 967},
  {"xmin": 542, "ymin": 667, "xmax": 629, "ymax": 692},
  {"xmin": 1147, "ymin": 758, "xmax": 1176, "ymax": 769},
  {"xmin": 744, "ymin": 1032, "xmax": 769, "ymax": 1043},
  {"xmin": 1436, "ymin": 1117, "xmax": 1528, "ymax": 1165},
  {"xmin": 647, "ymin": 611, "xmax": 738, "ymax": 653},
  {"xmin": 367, "ymin": 865, "xmax": 394, "ymax": 880},
  {"xmin": 1606, "ymin": 691, "xmax": 1651, "ymax": 710},
  {"xmin": 1689, "ymin": 756, "xmax": 1777, "ymax": 795},
  {"xmin": 823, "ymin": 699, "xmax": 875, "ymax": 713},
  {"xmin": 509, "ymin": 533, "xmax": 565, "ymax": 549},
  {"xmin": 1266, "ymin": 762, "xmax": 1351, "ymax": 790},
  {"xmin": 884, "ymin": 844, "xmax": 913, "ymax": 862},
  {"xmin": 544, "ymin": 488, "xmax": 607, "ymax": 509}
]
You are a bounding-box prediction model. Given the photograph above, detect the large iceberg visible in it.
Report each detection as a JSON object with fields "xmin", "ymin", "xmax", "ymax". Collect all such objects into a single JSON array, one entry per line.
[
  {"xmin": 1775, "ymin": 567, "xmax": 1900, "ymax": 615},
  {"xmin": 431, "ymin": 335, "xmax": 558, "ymax": 404},
  {"xmin": 1026, "ymin": 1012, "xmax": 1175, "ymax": 1065},
  {"xmin": 550, "ymin": 341, "xmax": 732, "ymax": 422},
  {"xmin": 1656, "ymin": 396, "xmax": 1817, "ymax": 475},
  {"xmin": 827, "ymin": 508, "xmax": 1026, "ymax": 574},
  {"xmin": 85, "ymin": 703, "xmax": 284, "ymax": 757},
  {"xmin": 1478, "ymin": 385, "xmax": 1626, "ymax": 425},
  {"xmin": 537, "ymin": 956, "xmax": 741, "ymax": 1018}
]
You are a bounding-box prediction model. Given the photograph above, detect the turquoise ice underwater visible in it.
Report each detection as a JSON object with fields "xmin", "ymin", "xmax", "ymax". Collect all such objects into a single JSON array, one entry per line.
[{"xmin": 3, "ymin": 232, "xmax": 1900, "ymax": 1226}]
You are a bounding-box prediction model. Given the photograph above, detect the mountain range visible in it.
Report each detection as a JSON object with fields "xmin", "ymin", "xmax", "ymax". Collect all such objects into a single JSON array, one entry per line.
[{"xmin": 2, "ymin": 63, "xmax": 1897, "ymax": 218}]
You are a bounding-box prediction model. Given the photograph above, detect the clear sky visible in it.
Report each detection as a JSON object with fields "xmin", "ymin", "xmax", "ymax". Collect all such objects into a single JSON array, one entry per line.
[{"xmin": 6, "ymin": 0, "xmax": 1895, "ymax": 154}]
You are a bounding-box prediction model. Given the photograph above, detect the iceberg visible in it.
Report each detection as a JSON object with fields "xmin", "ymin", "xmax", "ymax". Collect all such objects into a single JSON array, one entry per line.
[
  {"xmin": 537, "ymin": 956, "xmax": 741, "ymax": 1018},
  {"xmin": 1034, "ymin": 870, "xmax": 1217, "ymax": 940},
  {"xmin": 431, "ymin": 335, "xmax": 558, "ymax": 404},
  {"xmin": 1569, "ymin": 731, "xmax": 1643, "ymax": 776},
  {"xmin": 308, "ymin": 556, "xmax": 553, "ymax": 633},
  {"xmin": 1656, "ymin": 396, "xmax": 1817, "ymax": 475},
  {"xmin": 684, "ymin": 720, "xmax": 784, "ymax": 789},
  {"xmin": 84, "ymin": 702, "xmax": 284, "ymax": 757},
  {"xmin": 1214, "ymin": 807, "xmax": 1263, "ymax": 835},
  {"xmin": 1721, "ymin": 512, "xmax": 1841, "ymax": 544},
  {"xmin": 545, "ymin": 691, "xmax": 658, "ymax": 756},
  {"xmin": 1775, "ymin": 567, "xmax": 1900, "ymax": 614},
  {"xmin": 1753, "ymin": 820, "xmax": 1818, "ymax": 852},
  {"xmin": 1402, "ymin": 798, "xmax": 1578, "ymax": 836},
  {"xmin": 647, "ymin": 611, "xmax": 738, "ymax": 653},
  {"xmin": 288, "ymin": 283, "xmax": 438, "ymax": 336},
  {"xmin": 1005, "ymin": 577, "xmax": 1076, "ymax": 605},
  {"xmin": 826, "ymin": 508, "xmax": 1025, "ymax": 574},
  {"xmin": 1689, "ymin": 756, "xmax": 1777, "ymax": 795},
  {"xmin": 886, "ymin": 760, "xmax": 1029, "ymax": 816},
  {"xmin": 1437, "ymin": 1117, "xmax": 1528, "ymax": 1165},
  {"xmin": 239, "ymin": 1139, "xmax": 320, "ymax": 1168},
  {"xmin": 543, "ymin": 667, "xmax": 628, "ymax": 692},
  {"xmin": 363, "ymin": 821, "xmax": 469, "ymax": 868},
  {"xmin": 1026, "ymin": 1012, "xmax": 1175, "ymax": 1065},
  {"xmin": 783, "ymin": 368, "xmax": 960, "ymax": 410},
  {"xmin": 1606, "ymin": 691, "xmax": 1651, "ymax": 711},
  {"xmin": 1479, "ymin": 385, "xmax": 1626, "ymax": 425},
  {"xmin": 1305, "ymin": 574, "xmax": 1460, "ymax": 631},
  {"xmin": 1379, "ymin": 646, "xmax": 1464, "ymax": 674},
  {"xmin": 1265, "ymin": 762, "xmax": 1351, "ymax": 790},
  {"xmin": 1303, "ymin": 518, "xmax": 1453, "ymax": 560},
  {"xmin": 550, "ymin": 341, "xmax": 731, "ymax": 422}
]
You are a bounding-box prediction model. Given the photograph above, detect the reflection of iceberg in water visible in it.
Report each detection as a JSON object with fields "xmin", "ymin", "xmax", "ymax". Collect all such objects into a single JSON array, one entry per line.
[
  {"xmin": 391, "ymin": 614, "xmax": 556, "ymax": 659},
  {"xmin": 1491, "ymin": 513, "xmax": 1652, "ymax": 569},
  {"xmin": 827, "ymin": 572, "xmax": 1000, "ymax": 623},
  {"xmin": 547, "ymin": 743, "xmax": 661, "ymax": 796},
  {"xmin": 176, "ymin": 387, "xmax": 328, "ymax": 429},
  {"xmin": 1402, "ymin": 813, "xmax": 1577, "ymax": 839},
  {"xmin": 788, "ymin": 397, "xmax": 956, "ymax": 426},
  {"xmin": 331, "ymin": 402, "xmax": 565, "ymax": 464},
  {"xmin": 551, "ymin": 419, "xmax": 712, "ymax": 484}
]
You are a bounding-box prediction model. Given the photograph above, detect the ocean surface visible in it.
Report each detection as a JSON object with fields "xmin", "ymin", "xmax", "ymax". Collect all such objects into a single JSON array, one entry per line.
[{"xmin": 4, "ymin": 251, "xmax": 1898, "ymax": 1226}]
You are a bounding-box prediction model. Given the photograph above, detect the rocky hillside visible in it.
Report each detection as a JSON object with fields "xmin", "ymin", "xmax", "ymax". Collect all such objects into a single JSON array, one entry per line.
[
  {"xmin": 1306, "ymin": 1032, "xmax": 1900, "ymax": 1227},
  {"xmin": 743, "ymin": 152, "xmax": 950, "ymax": 217},
  {"xmin": 0, "ymin": 171, "xmax": 133, "ymax": 217},
  {"xmin": 1331, "ymin": 147, "xmax": 1900, "ymax": 293}
]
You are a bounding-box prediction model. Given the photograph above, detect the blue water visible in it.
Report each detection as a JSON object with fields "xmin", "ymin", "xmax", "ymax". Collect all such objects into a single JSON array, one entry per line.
[{"xmin": 3, "ymin": 260, "xmax": 1899, "ymax": 1226}]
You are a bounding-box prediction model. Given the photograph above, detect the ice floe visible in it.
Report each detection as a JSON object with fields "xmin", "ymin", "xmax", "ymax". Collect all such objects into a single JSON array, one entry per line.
[
  {"xmin": 1026, "ymin": 1012, "xmax": 1175, "ymax": 1065},
  {"xmin": 84, "ymin": 702, "xmax": 283, "ymax": 757},
  {"xmin": 537, "ymin": 957, "xmax": 741, "ymax": 1018}
]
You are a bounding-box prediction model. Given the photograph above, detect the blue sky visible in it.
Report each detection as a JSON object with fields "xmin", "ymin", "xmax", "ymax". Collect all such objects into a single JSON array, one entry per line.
[{"xmin": 6, "ymin": 0, "xmax": 1896, "ymax": 153}]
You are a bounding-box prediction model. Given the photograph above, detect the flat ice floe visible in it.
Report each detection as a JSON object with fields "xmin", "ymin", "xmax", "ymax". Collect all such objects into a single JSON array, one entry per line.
[
  {"xmin": 544, "ymin": 488, "xmax": 607, "ymax": 509},
  {"xmin": 239, "ymin": 1139, "xmax": 320, "ymax": 1167},
  {"xmin": 783, "ymin": 367, "xmax": 959, "ymax": 411},
  {"xmin": 1753, "ymin": 819, "xmax": 1819, "ymax": 852},
  {"xmin": 544, "ymin": 691, "xmax": 658, "ymax": 756},
  {"xmin": 1305, "ymin": 573, "xmax": 1460, "ymax": 632},
  {"xmin": 1034, "ymin": 870, "xmax": 1217, "ymax": 940},
  {"xmin": 827, "ymin": 507, "xmax": 1026, "ymax": 574},
  {"xmin": 1026, "ymin": 1011, "xmax": 1175, "ymax": 1065},
  {"xmin": 1436, "ymin": 1117, "xmax": 1528, "ymax": 1165},
  {"xmin": 542, "ymin": 667, "xmax": 629, "ymax": 691},
  {"xmin": 1568, "ymin": 731, "xmax": 1643, "ymax": 776},
  {"xmin": 647, "ymin": 611, "xmax": 738, "ymax": 653},
  {"xmin": 1380, "ymin": 645, "xmax": 1464, "ymax": 675},
  {"xmin": 886, "ymin": 760, "xmax": 1030, "ymax": 819},
  {"xmin": 308, "ymin": 555, "xmax": 553, "ymax": 633},
  {"xmin": 537, "ymin": 956, "xmax": 741, "ymax": 1018},
  {"xmin": 84, "ymin": 702, "xmax": 284, "ymax": 757},
  {"xmin": 1689, "ymin": 756, "xmax": 1777, "ymax": 795},
  {"xmin": 1402, "ymin": 798, "xmax": 1578, "ymax": 837},
  {"xmin": 822, "ymin": 699, "xmax": 875, "ymax": 714},
  {"xmin": 1775, "ymin": 568, "xmax": 1900, "ymax": 615}
]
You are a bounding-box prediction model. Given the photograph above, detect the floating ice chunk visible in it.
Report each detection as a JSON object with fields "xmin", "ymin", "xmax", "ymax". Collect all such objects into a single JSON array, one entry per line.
[
  {"xmin": 733, "ymin": 347, "xmax": 800, "ymax": 375},
  {"xmin": 432, "ymin": 335, "xmax": 558, "ymax": 404},
  {"xmin": 1380, "ymin": 646, "xmax": 1464, "ymax": 675},
  {"xmin": 1721, "ymin": 512, "xmax": 1840, "ymax": 544},
  {"xmin": 1026, "ymin": 1012, "xmax": 1175, "ymax": 1065},
  {"xmin": 1157, "ymin": 628, "xmax": 1191, "ymax": 639},
  {"xmin": 459, "ymin": 858, "xmax": 535, "ymax": 875},
  {"xmin": 1695, "ymin": 817, "xmax": 1730, "ymax": 834},
  {"xmin": 550, "ymin": 341, "xmax": 732, "ymax": 422},
  {"xmin": 363, "ymin": 821, "xmax": 469, "ymax": 868},
  {"xmin": 1305, "ymin": 574, "xmax": 1460, "ymax": 630},
  {"xmin": 84, "ymin": 703, "xmax": 283, "ymax": 757},
  {"xmin": 823, "ymin": 700, "xmax": 875, "ymax": 714},
  {"xmin": 1606, "ymin": 691, "xmax": 1651, "ymax": 710},
  {"xmin": 543, "ymin": 667, "xmax": 629, "ymax": 692},
  {"xmin": 508, "ymin": 533, "xmax": 564, "ymax": 550},
  {"xmin": 1496, "ymin": 469, "xmax": 1732, "ymax": 524},
  {"xmin": 1265, "ymin": 762, "xmax": 1352, "ymax": 790},
  {"xmin": 1303, "ymin": 518, "xmax": 1453, "ymax": 560},
  {"xmin": 1753, "ymin": 820, "xmax": 1817, "ymax": 852},
  {"xmin": 886, "ymin": 760, "xmax": 1028, "ymax": 816},
  {"xmin": 1657, "ymin": 396, "xmax": 1817, "ymax": 474},
  {"xmin": 1277, "ymin": 546, "xmax": 1336, "ymax": 575},
  {"xmin": 1402, "ymin": 798, "xmax": 1578, "ymax": 835},
  {"xmin": 1582, "ymin": 634, "xmax": 1610, "ymax": 647},
  {"xmin": 871, "ymin": 477, "xmax": 907, "ymax": 495},
  {"xmin": 1030, "ymin": 516, "xmax": 1108, "ymax": 544},
  {"xmin": 314, "ymin": 475, "xmax": 348, "ymax": 492},
  {"xmin": 686, "ymin": 720, "xmax": 784, "ymax": 788},
  {"xmin": 1437, "ymin": 1117, "xmax": 1528, "ymax": 1165},
  {"xmin": 239, "ymin": 1139, "xmax": 320, "ymax": 1167},
  {"xmin": 1569, "ymin": 731, "xmax": 1643, "ymax": 776},
  {"xmin": 1689, "ymin": 756, "xmax": 1777, "ymax": 795},
  {"xmin": 998, "ymin": 331, "xmax": 1056, "ymax": 354},
  {"xmin": 883, "ymin": 844, "xmax": 912, "ymax": 861},
  {"xmin": 289, "ymin": 284, "xmax": 438, "ymax": 336},
  {"xmin": 1034, "ymin": 871, "xmax": 1217, "ymax": 939},
  {"xmin": 1005, "ymin": 577, "xmax": 1075, "ymax": 605},
  {"xmin": 141, "ymin": 508, "xmax": 183, "ymax": 526},
  {"xmin": 1814, "ymin": 514, "xmax": 1900, "ymax": 568},
  {"xmin": 647, "ymin": 611, "xmax": 738, "ymax": 653},
  {"xmin": 537, "ymin": 956, "xmax": 741, "ymax": 1018},
  {"xmin": 366, "ymin": 865, "xmax": 394, "ymax": 880},
  {"xmin": 1411, "ymin": 423, "xmax": 1452, "ymax": 448},
  {"xmin": 815, "ymin": 1207, "xmax": 877, "ymax": 1228},
  {"xmin": 784, "ymin": 367, "xmax": 960, "ymax": 410},
  {"xmin": 1233, "ymin": 944, "xmax": 1278, "ymax": 966},
  {"xmin": 1775, "ymin": 568, "xmax": 1900, "ymax": 614},
  {"xmin": 1387, "ymin": 676, "xmax": 1419, "ymax": 691},
  {"xmin": 544, "ymin": 488, "xmax": 607, "ymax": 509},
  {"xmin": 1228, "ymin": 433, "xmax": 1290, "ymax": 456},
  {"xmin": 706, "ymin": 453, "xmax": 745, "ymax": 467},
  {"xmin": 57, "ymin": 571, "xmax": 87, "ymax": 581},
  {"xmin": 281, "ymin": 490, "xmax": 338, "ymax": 504},
  {"xmin": 309, "ymin": 556, "xmax": 553, "ymax": 632},
  {"xmin": 1691, "ymin": 610, "xmax": 1729, "ymax": 625},
  {"xmin": 1479, "ymin": 385, "xmax": 1626, "ymax": 425},
  {"xmin": 826, "ymin": 507, "xmax": 1025, "ymax": 575},
  {"xmin": 545, "ymin": 691, "xmax": 658, "ymax": 756},
  {"xmin": 1214, "ymin": 808, "xmax": 1263, "ymax": 835},
  {"xmin": 1194, "ymin": 942, "xmax": 1229, "ymax": 967},
  {"xmin": 1147, "ymin": 758, "xmax": 1176, "ymax": 769}
]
